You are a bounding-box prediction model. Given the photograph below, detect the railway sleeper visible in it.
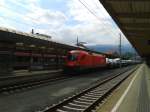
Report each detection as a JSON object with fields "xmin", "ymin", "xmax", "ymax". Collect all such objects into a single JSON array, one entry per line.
[
  {"xmin": 62, "ymin": 105, "xmax": 85, "ymax": 111},
  {"xmin": 69, "ymin": 102, "xmax": 88, "ymax": 108},
  {"xmin": 81, "ymin": 96, "xmax": 98, "ymax": 100},
  {"xmin": 78, "ymin": 97, "xmax": 96, "ymax": 102},
  {"xmin": 67, "ymin": 103, "xmax": 87, "ymax": 109},
  {"xmin": 94, "ymin": 86, "xmax": 109, "ymax": 90},
  {"xmin": 56, "ymin": 109, "xmax": 68, "ymax": 112},
  {"xmin": 84, "ymin": 93, "xmax": 102, "ymax": 98},
  {"xmin": 73, "ymin": 100, "xmax": 92, "ymax": 105},
  {"xmin": 93, "ymin": 87, "xmax": 110, "ymax": 92},
  {"xmin": 90, "ymin": 89, "xmax": 108, "ymax": 93},
  {"xmin": 86, "ymin": 92, "xmax": 103, "ymax": 96},
  {"xmin": 89, "ymin": 90, "xmax": 107, "ymax": 95}
]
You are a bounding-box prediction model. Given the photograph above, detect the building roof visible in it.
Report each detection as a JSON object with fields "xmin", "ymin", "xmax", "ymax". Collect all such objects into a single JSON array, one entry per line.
[
  {"xmin": 0, "ymin": 27, "xmax": 77, "ymax": 50},
  {"xmin": 0, "ymin": 27, "xmax": 114, "ymax": 57},
  {"xmin": 99, "ymin": 0, "xmax": 150, "ymax": 58}
]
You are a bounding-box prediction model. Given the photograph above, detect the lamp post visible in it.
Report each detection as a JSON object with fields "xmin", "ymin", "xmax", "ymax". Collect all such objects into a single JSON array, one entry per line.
[{"xmin": 119, "ymin": 33, "xmax": 122, "ymax": 68}]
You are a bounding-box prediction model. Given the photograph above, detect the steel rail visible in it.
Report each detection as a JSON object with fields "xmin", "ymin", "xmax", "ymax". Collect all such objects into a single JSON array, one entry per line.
[
  {"xmin": 41, "ymin": 65, "xmax": 139, "ymax": 112},
  {"xmin": 0, "ymin": 71, "xmax": 74, "ymax": 94}
]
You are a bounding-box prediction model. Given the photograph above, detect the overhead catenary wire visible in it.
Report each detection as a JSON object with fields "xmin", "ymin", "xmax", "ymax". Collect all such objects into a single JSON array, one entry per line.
[
  {"xmin": 79, "ymin": 0, "xmax": 126, "ymax": 53},
  {"xmin": 93, "ymin": 0, "xmax": 128, "ymax": 52},
  {"xmin": 91, "ymin": 0, "xmax": 119, "ymax": 35},
  {"xmin": 92, "ymin": 0, "xmax": 128, "ymax": 40},
  {"xmin": 1, "ymin": 0, "xmax": 116, "ymax": 36},
  {"xmin": 78, "ymin": 0, "xmax": 111, "ymax": 36},
  {"xmin": 91, "ymin": 0, "xmax": 121, "ymax": 47},
  {"xmin": 78, "ymin": 0, "xmax": 118, "ymax": 38},
  {"xmin": 0, "ymin": 0, "xmax": 120, "ymax": 45}
]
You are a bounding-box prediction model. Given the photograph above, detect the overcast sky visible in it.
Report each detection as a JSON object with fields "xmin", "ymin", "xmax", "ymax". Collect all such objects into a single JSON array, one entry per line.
[{"xmin": 0, "ymin": 0, "xmax": 130, "ymax": 46}]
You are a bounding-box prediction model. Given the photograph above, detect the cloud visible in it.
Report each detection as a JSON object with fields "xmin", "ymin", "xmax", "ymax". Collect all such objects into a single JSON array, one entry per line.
[
  {"xmin": 0, "ymin": 0, "xmax": 5, "ymax": 6},
  {"xmin": 57, "ymin": 24, "xmax": 118, "ymax": 45},
  {"xmin": 54, "ymin": 0, "xmax": 122, "ymax": 45},
  {"xmin": 0, "ymin": 16, "xmax": 17, "ymax": 30},
  {"xmin": 25, "ymin": 9, "xmax": 67, "ymax": 28},
  {"xmin": 0, "ymin": 0, "xmax": 130, "ymax": 46},
  {"xmin": 67, "ymin": 0, "xmax": 110, "ymax": 23},
  {"xmin": 7, "ymin": 0, "xmax": 67, "ymax": 28}
]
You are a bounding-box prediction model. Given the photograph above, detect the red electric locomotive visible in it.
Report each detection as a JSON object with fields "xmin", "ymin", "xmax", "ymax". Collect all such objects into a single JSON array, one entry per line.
[{"xmin": 64, "ymin": 50, "xmax": 107, "ymax": 71}]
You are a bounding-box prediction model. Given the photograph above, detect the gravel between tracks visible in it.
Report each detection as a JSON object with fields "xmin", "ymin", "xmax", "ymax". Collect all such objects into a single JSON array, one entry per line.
[{"xmin": 0, "ymin": 66, "xmax": 135, "ymax": 112}]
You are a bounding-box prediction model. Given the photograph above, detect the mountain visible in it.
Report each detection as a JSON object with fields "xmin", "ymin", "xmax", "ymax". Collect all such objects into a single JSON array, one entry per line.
[{"xmin": 86, "ymin": 44, "xmax": 136, "ymax": 54}]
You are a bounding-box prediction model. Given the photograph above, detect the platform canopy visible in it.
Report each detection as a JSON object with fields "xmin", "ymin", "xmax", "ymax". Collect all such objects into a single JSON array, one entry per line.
[{"xmin": 99, "ymin": 0, "xmax": 150, "ymax": 58}]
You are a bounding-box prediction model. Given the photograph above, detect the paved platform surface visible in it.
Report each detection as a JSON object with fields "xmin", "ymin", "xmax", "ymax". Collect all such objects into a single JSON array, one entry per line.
[
  {"xmin": 113, "ymin": 64, "xmax": 150, "ymax": 112},
  {"xmin": 97, "ymin": 64, "xmax": 150, "ymax": 112}
]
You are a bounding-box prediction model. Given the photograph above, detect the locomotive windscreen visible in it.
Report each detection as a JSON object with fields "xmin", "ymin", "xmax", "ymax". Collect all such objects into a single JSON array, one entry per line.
[{"xmin": 67, "ymin": 54, "xmax": 78, "ymax": 61}]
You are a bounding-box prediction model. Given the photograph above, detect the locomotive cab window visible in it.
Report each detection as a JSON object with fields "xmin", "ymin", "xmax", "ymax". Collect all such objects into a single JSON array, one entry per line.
[{"xmin": 67, "ymin": 54, "xmax": 78, "ymax": 61}]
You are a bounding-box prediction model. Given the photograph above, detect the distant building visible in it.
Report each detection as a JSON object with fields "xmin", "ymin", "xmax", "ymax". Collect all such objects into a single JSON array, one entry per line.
[{"xmin": 35, "ymin": 33, "xmax": 52, "ymax": 39}]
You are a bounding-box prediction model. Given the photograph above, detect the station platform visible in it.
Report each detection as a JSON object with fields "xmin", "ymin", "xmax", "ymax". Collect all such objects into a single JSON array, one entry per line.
[{"xmin": 97, "ymin": 64, "xmax": 150, "ymax": 112}]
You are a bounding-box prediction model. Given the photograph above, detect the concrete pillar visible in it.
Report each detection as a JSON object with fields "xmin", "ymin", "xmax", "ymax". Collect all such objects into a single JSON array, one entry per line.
[
  {"xmin": 146, "ymin": 57, "xmax": 150, "ymax": 66},
  {"xmin": 28, "ymin": 50, "xmax": 33, "ymax": 72},
  {"xmin": 0, "ymin": 41, "xmax": 14, "ymax": 76}
]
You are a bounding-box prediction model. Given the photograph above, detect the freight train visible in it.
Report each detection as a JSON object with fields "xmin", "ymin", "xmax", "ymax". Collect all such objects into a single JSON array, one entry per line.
[{"xmin": 64, "ymin": 50, "xmax": 139, "ymax": 72}]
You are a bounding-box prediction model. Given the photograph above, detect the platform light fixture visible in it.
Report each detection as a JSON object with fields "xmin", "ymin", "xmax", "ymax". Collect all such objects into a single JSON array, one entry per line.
[
  {"xmin": 16, "ymin": 42, "xmax": 24, "ymax": 46},
  {"xmin": 29, "ymin": 44, "xmax": 35, "ymax": 48}
]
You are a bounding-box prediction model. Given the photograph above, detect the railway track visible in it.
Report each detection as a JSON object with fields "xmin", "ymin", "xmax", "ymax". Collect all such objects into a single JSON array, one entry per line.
[
  {"xmin": 0, "ymin": 66, "xmax": 132, "ymax": 94},
  {"xmin": 0, "ymin": 66, "xmax": 133, "ymax": 94},
  {"xmin": 40, "ymin": 66, "xmax": 139, "ymax": 112},
  {"xmin": 0, "ymin": 71, "xmax": 74, "ymax": 94}
]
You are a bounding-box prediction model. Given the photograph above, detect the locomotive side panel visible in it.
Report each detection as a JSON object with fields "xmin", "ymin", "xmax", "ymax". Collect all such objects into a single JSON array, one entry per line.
[
  {"xmin": 64, "ymin": 50, "xmax": 107, "ymax": 72},
  {"xmin": 92, "ymin": 55, "xmax": 106, "ymax": 68},
  {"xmin": 78, "ymin": 53, "xmax": 93, "ymax": 69}
]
